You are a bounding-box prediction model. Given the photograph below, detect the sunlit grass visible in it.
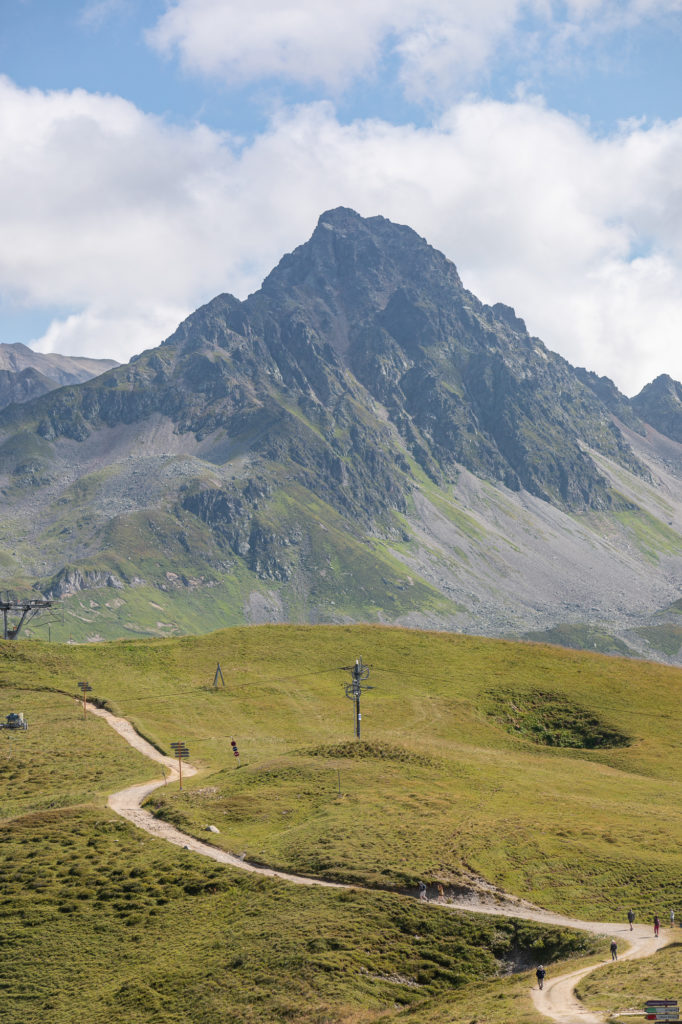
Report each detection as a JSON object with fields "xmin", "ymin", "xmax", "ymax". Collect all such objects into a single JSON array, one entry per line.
[{"xmin": 2, "ymin": 625, "xmax": 682, "ymax": 919}]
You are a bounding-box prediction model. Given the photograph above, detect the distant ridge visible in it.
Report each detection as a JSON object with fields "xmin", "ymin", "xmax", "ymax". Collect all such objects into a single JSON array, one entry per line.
[{"xmin": 0, "ymin": 342, "xmax": 118, "ymax": 410}]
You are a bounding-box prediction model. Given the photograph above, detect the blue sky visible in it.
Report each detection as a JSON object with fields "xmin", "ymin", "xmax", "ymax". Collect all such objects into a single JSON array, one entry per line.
[{"xmin": 2, "ymin": 0, "xmax": 682, "ymax": 394}]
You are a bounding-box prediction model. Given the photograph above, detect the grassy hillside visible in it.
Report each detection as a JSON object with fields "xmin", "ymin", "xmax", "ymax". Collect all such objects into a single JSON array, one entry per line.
[
  {"xmin": 3, "ymin": 625, "xmax": 682, "ymax": 916},
  {"xmin": 1, "ymin": 624, "xmax": 680, "ymax": 1021},
  {"xmin": 0, "ymin": 804, "xmax": 599, "ymax": 1024}
]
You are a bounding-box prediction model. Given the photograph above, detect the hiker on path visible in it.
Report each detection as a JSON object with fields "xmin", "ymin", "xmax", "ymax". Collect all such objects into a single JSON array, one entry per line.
[
  {"xmin": 627, "ymin": 909, "xmax": 635, "ymax": 930},
  {"xmin": 654, "ymin": 915, "xmax": 660, "ymax": 937},
  {"xmin": 536, "ymin": 965, "xmax": 546, "ymax": 990},
  {"xmin": 671, "ymin": 909, "xmax": 675, "ymax": 928},
  {"xmin": 437, "ymin": 883, "xmax": 445, "ymax": 902},
  {"xmin": 610, "ymin": 939, "xmax": 618, "ymax": 961},
  {"xmin": 418, "ymin": 881, "xmax": 427, "ymax": 901}
]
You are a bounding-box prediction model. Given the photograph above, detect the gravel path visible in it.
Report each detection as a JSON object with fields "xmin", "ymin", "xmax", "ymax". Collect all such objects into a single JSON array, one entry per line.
[
  {"xmin": 90, "ymin": 704, "xmax": 676, "ymax": 1023},
  {"xmin": 90, "ymin": 706, "xmax": 344, "ymax": 887},
  {"xmin": 530, "ymin": 924, "xmax": 673, "ymax": 1023}
]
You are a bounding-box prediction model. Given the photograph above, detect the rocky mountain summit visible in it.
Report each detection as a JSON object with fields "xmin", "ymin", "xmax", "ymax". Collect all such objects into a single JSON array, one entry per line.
[
  {"xmin": 631, "ymin": 374, "xmax": 682, "ymax": 442},
  {"xmin": 1, "ymin": 209, "xmax": 682, "ymax": 661}
]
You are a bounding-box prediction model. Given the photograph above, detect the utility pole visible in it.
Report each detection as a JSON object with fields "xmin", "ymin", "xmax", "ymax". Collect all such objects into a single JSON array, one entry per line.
[{"xmin": 340, "ymin": 657, "xmax": 373, "ymax": 739}]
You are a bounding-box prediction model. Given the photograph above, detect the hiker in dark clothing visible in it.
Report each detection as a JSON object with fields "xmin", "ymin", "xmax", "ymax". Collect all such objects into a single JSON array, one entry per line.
[
  {"xmin": 654, "ymin": 915, "xmax": 660, "ymax": 937},
  {"xmin": 627, "ymin": 909, "xmax": 635, "ymax": 931},
  {"xmin": 610, "ymin": 939, "xmax": 618, "ymax": 960},
  {"xmin": 418, "ymin": 881, "xmax": 427, "ymax": 901},
  {"xmin": 536, "ymin": 965, "xmax": 546, "ymax": 990}
]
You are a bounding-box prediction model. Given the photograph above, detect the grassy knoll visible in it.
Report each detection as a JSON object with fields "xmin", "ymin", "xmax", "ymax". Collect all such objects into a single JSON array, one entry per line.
[
  {"xmin": 2, "ymin": 624, "xmax": 682, "ymax": 923},
  {"xmin": 575, "ymin": 942, "xmax": 682, "ymax": 1021}
]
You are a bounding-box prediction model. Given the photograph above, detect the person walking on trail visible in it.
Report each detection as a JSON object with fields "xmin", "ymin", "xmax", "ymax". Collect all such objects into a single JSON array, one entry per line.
[
  {"xmin": 670, "ymin": 909, "xmax": 675, "ymax": 928},
  {"xmin": 610, "ymin": 939, "xmax": 618, "ymax": 961},
  {"xmin": 437, "ymin": 883, "xmax": 445, "ymax": 903},
  {"xmin": 536, "ymin": 965, "xmax": 546, "ymax": 990},
  {"xmin": 418, "ymin": 881, "xmax": 427, "ymax": 901},
  {"xmin": 627, "ymin": 908, "xmax": 635, "ymax": 931},
  {"xmin": 654, "ymin": 915, "xmax": 660, "ymax": 937}
]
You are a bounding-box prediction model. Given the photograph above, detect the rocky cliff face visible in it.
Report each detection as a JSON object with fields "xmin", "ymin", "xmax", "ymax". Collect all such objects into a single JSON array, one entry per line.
[
  {"xmin": 3, "ymin": 209, "xmax": 645, "ymax": 513},
  {"xmin": 1, "ymin": 209, "xmax": 682, "ymax": 657}
]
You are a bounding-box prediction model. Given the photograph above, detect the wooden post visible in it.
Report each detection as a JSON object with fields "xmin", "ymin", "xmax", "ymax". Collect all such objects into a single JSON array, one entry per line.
[
  {"xmin": 170, "ymin": 742, "xmax": 189, "ymax": 790},
  {"xmin": 78, "ymin": 682, "xmax": 92, "ymax": 719}
]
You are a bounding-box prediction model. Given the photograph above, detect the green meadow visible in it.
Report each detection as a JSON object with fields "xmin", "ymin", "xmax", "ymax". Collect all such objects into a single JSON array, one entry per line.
[
  {"xmin": 0, "ymin": 805, "xmax": 599, "ymax": 1024},
  {"xmin": 1, "ymin": 624, "xmax": 681, "ymax": 1021}
]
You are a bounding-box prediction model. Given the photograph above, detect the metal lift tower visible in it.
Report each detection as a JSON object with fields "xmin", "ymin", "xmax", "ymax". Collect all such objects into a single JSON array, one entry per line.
[
  {"xmin": 1, "ymin": 598, "xmax": 53, "ymax": 640},
  {"xmin": 341, "ymin": 657, "xmax": 373, "ymax": 739}
]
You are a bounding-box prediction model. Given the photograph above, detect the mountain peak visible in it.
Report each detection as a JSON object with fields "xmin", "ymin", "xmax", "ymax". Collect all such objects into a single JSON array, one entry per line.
[
  {"xmin": 257, "ymin": 209, "xmax": 463, "ymax": 351},
  {"xmin": 631, "ymin": 372, "xmax": 682, "ymax": 441},
  {"xmin": 2, "ymin": 208, "xmax": 682, "ymax": 648},
  {"xmin": 638, "ymin": 373, "xmax": 681, "ymax": 397},
  {"xmin": 316, "ymin": 206, "xmax": 367, "ymax": 231},
  {"xmin": 0, "ymin": 209, "xmax": 649, "ymax": 514}
]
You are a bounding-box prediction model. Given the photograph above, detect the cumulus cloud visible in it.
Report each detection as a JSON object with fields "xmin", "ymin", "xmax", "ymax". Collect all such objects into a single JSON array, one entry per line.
[
  {"xmin": 0, "ymin": 75, "xmax": 273, "ymax": 360},
  {"xmin": 29, "ymin": 305, "xmax": 189, "ymax": 364},
  {"xmin": 3, "ymin": 75, "xmax": 682, "ymax": 393},
  {"xmin": 146, "ymin": 0, "xmax": 682, "ymax": 101},
  {"xmin": 146, "ymin": 0, "xmax": 535, "ymax": 97}
]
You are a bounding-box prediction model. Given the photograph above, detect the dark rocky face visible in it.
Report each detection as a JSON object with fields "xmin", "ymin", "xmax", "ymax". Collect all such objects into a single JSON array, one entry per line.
[
  {"xmin": 2, "ymin": 207, "xmax": 649, "ymax": 512},
  {"xmin": 632, "ymin": 374, "xmax": 682, "ymax": 442}
]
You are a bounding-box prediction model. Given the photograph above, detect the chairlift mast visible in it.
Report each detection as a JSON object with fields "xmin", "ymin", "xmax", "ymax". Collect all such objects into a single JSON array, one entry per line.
[{"xmin": 1, "ymin": 598, "xmax": 52, "ymax": 640}]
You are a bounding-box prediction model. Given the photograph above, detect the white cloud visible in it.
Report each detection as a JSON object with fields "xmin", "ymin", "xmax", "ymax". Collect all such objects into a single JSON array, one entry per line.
[
  {"xmin": 0, "ymin": 75, "xmax": 258, "ymax": 360},
  {"xmin": 146, "ymin": 0, "xmax": 682, "ymax": 101},
  {"xmin": 29, "ymin": 305, "xmax": 188, "ymax": 363},
  {"xmin": 78, "ymin": 0, "xmax": 129, "ymax": 29},
  {"xmin": 145, "ymin": 0, "xmax": 535, "ymax": 97},
  {"xmin": 4, "ymin": 75, "xmax": 682, "ymax": 393},
  {"xmin": 148, "ymin": 0, "xmax": 395, "ymax": 90}
]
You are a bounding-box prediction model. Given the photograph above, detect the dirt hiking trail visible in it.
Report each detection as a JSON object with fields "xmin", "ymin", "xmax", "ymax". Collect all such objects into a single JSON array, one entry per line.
[{"xmin": 91, "ymin": 704, "xmax": 677, "ymax": 1023}]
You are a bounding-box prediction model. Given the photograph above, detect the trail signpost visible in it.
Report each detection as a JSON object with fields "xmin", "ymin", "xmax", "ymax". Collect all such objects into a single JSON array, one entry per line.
[
  {"xmin": 170, "ymin": 741, "xmax": 189, "ymax": 790},
  {"xmin": 78, "ymin": 681, "xmax": 92, "ymax": 719},
  {"xmin": 645, "ymin": 1000, "xmax": 680, "ymax": 1021},
  {"xmin": 340, "ymin": 657, "xmax": 373, "ymax": 739}
]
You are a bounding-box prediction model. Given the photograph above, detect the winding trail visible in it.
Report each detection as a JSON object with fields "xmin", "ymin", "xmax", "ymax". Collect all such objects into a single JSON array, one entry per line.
[
  {"xmin": 90, "ymin": 707, "xmax": 344, "ymax": 887},
  {"xmin": 90, "ymin": 705, "xmax": 676, "ymax": 1023}
]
